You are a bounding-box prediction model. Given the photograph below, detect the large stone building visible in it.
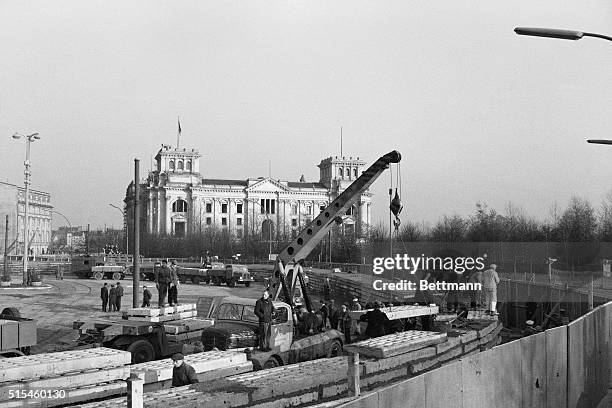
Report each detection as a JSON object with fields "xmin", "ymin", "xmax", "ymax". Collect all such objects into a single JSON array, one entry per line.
[
  {"xmin": 0, "ymin": 182, "xmax": 53, "ymax": 255},
  {"xmin": 125, "ymin": 144, "xmax": 373, "ymax": 243}
]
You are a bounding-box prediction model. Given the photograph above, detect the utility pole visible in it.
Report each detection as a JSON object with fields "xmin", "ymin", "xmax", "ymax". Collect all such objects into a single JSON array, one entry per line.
[
  {"xmin": 3, "ymin": 215, "xmax": 9, "ymax": 281},
  {"xmin": 133, "ymin": 159, "xmax": 141, "ymax": 308}
]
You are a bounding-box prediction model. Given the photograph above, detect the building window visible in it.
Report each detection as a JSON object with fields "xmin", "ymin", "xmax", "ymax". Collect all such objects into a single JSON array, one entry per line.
[
  {"xmin": 172, "ymin": 199, "xmax": 188, "ymax": 212},
  {"xmin": 177, "ymin": 160, "xmax": 184, "ymax": 171},
  {"xmin": 237, "ymin": 203, "xmax": 243, "ymax": 214},
  {"xmin": 292, "ymin": 219, "xmax": 297, "ymax": 227},
  {"xmin": 320, "ymin": 205, "xmax": 325, "ymax": 213},
  {"xmin": 338, "ymin": 168, "xmax": 343, "ymax": 177},
  {"xmin": 186, "ymin": 161, "xmax": 192, "ymax": 171},
  {"xmin": 260, "ymin": 199, "xmax": 276, "ymax": 215},
  {"xmin": 169, "ymin": 160, "xmax": 175, "ymax": 171},
  {"xmin": 237, "ymin": 218, "xmax": 242, "ymax": 226},
  {"xmin": 291, "ymin": 204, "xmax": 297, "ymax": 215},
  {"xmin": 206, "ymin": 217, "xmax": 212, "ymax": 225},
  {"xmin": 354, "ymin": 168, "xmax": 358, "ymax": 178},
  {"xmin": 222, "ymin": 203, "xmax": 228, "ymax": 213},
  {"xmin": 221, "ymin": 218, "xmax": 227, "ymax": 226},
  {"xmin": 206, "ymin": 203, "xmax": 212, "ymax": 213},
  {"xmin": 306, "ymin": 204, "xmax": 312, "ymax": 215}
]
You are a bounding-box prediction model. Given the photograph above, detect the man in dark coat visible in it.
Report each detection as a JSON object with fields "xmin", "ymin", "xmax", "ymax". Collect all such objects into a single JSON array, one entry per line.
[
  {"xmin": 141, "ymin": 286, "xmax": 152, "ymax": 307},
  {"xmin": 254, "ymin": 289, "xmax": 275, "ymax": 351},
  {"xmin": 319, "ymin": 301, "xmax": 329, "ymax": 328},
  {"xmin": 168, "ymin": 260, "xmax": 180, "ymax": 306},
  {"xmin": 156, "ymin": 260, "xmax": 173, "ymax": 307},
  {"xmin": 100, "ymin": 283, "xmax": 109, "ymax": 312},
  {"xmin": 109, "ymin": 284, "xmax": 117, "ymax": 312},
  {"xmin": 339, "ymin": 304, "xmax": 352, "ymax": 343},
  {"xmin": 171, "ymin": 353, "xmax": 198, "ymax": 387},
  {"xmin": 359, "ymin": 301, "xmax": 389, "ymax": 338},
  {"xmin": 328, "ymin": 299, "xmax": 339, "ymax": 330},
  {"xmin": 115, "ymin": 282, "xmax": 124, "ymax": 311}
]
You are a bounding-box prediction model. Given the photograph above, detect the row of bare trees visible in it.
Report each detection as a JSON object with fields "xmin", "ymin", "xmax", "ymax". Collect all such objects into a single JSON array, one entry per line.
[{"xmin": 373, "ymin": 195, "xmax": 612, "ymax": 244}]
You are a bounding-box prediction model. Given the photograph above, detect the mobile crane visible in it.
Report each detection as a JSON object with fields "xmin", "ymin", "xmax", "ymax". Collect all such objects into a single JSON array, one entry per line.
[{"xmin": 201, "ymin": 150, "xmax": 402, "ymax": 369}]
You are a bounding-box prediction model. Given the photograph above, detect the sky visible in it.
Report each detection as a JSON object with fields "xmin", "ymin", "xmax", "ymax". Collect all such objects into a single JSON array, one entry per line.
[{"xmin": 1, "ymin": 1, "xmax": 612, "ymax": 231}]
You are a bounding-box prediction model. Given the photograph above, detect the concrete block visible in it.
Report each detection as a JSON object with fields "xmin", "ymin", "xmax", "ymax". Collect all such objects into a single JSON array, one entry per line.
[
  {"xmin": 322, "ymin": 383, "xmax": 348, "ymax": 399},
  {"xmin": 361, "ymin": 367, "xmax": 408, "ymax": 389},
  {"xmin": 476, "ymin": 321, "xmax": 499, "ymax": 338},
  {"xmin": 435, "ymin": 336, "xmax": 461, "ymax": 354},
  {"xmin": 249, "ymin": 391, "xmax": 319, "ymax": 408},
  {"xmin": 344, "ymin": 330, "xmax": 446, "ymax": 359},
  {"xmin": 362, "ymin": 346, "xmax": 436, "ymax": 375},
  {"xmin": 463, "ymin": 340, "xmax": 480, "ymax": 354},
  {"xmin": 0, "ymin": 348, "xmax": 131, "ymax": 383}
]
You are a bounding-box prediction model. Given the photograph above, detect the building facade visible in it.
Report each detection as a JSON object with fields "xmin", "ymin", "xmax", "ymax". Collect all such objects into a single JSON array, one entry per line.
[
  {"xmin": 0, "ymin": 182, "xmax": 53, "ymax": 255},
  {"xmin": 125, "ymin": 144, "xmax": 373, "ymax": 243}
]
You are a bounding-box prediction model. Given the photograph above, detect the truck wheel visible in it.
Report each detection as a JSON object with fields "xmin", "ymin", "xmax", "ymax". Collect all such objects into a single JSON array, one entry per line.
[
  {"xmin": 191, "ymin": 276, "xmax": 201, "ymax": 285},
  {"xmin": 227, "ymin": 278, "xmax": 236, "ymax": 288},
  {"xmin": 93, "ymin": 271, "xmax": 103, "ymax": 280},
  {"xmin": 263, "ymin": 356, "xmax": 281, "ymax": 369},
  {"xmin": 1, "ymin": 307, "xmax": 21, "ymax": 318},
  {"xmin": 127, "ymin": 340, "xmax": 155, "ymax": 364},
  {"xmin": 327, "ymin": 340, "xmax": 343, "ymax": 358},
  {"xmin": 245, "ymin": 281, "xmax": 251, "ymax": 288},
  {"xmin": 112, "ymin": 272, "xmax": 122, "ymax": 281}
]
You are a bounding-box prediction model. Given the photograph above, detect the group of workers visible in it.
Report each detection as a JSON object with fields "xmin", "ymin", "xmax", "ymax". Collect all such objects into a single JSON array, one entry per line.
[
  {"xmin": 99, "ymin": 259, "xmax": 182, "ymax": 312},
  {"xmin": 100, "ymin": 282, "xmax": 125, "ymax": 312}
]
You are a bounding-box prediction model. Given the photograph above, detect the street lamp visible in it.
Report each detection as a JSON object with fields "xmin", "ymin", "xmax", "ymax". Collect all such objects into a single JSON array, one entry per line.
[
  {"xmin": 12, "ymin": 132, "xmax": 40, "ymax": 286},
  {"xmin": 514, "ymin": 27, "xmax": 612, "ymax": 42},
  {"xmin": 515, "ymin": 28, "xmax": 612, "ymax": 147},
  {"xmin": 109, "ymin": 203, "xmax": 128, "ymax": 255},
  {"xmin": 49, "ymin": 210, "xmax": 72, "ymax": 254}
]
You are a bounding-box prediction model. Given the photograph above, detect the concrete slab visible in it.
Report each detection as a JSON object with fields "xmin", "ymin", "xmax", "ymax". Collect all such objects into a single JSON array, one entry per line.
[
  {"xmin": 345, "ymin": 331, "xmax": 447, "ymax": 359},
  {"xmin": 520, "ymin": 332, "xmax": 546, "ymax": 408},
  {"xmin": 424, "ymin": 361, "xmax": 462, "ymax": 408},
  {"xmin": 377, "ymin": 374, "xmax": 425, "ymax": 408}
]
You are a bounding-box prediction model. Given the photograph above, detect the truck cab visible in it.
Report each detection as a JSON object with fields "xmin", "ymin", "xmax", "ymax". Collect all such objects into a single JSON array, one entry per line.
[{"xmin": 200, "ymin": 296, "xmax": 344, "ymax": 370}]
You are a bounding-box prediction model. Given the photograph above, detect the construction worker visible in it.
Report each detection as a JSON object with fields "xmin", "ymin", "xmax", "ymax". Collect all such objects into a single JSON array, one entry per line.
[
  {"xmin": 100, "ymin": 283, "xmax": 109, "ymax": 312},
  {"xmin": 339, "ymin": 304, "xmax": 352, "ymax": 343},
  {"xmin": 109, "ymin": 284, "xmax": 117, "ymax": 312},
  {"xmin": 483, "ymin": 264, "xmax": 500, "ymax": 315},
  {"xmin": 171, "ymin": 353, "xmax": 198, "ymax": 387},
  {"xmin": 141, "ymin": 285, "xmax": 152, "ymax": 307},
  {"xmin": 156, "ymin": 259, "xmax": 173, "ymax": 307},
  {"xmin": 359, "ymin": 301, "xmax": 389, "ymax": 338},
  {"xmin": 350, "ymin": 298, "xmax": 362, "ymax": 335},
  {"xmin": 115, "ymin": 282, "xmax": 124, "ymax": 311},
  {"xmin": 468, "ymin": 269, "xmax": 484, "ymax": 308},
  {"xmin": 254, "ymin": 289, "xmax": 275, "ymax": 351},
  {"xmin": 319, "ymin": 301, "xmax": 329, "ymax": 328},
  {"xmin": 328, "ymin": 300, "xmax": 339, "ymax": 330},
  {"xmin": 168, "ymin": 260, "xmax": 179, "ymax": 306}
]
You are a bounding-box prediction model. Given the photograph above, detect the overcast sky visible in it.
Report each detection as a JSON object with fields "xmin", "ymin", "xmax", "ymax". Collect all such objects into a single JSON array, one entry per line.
[{"xmin": 1, "ymin": 1, "xmax": 612, "ymax": 231}]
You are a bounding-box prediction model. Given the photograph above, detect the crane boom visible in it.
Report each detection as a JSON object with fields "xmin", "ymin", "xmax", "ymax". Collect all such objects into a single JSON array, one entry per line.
[{"xmin": 271, "ymin": 150, "xmax": 402, "ymax": 311}]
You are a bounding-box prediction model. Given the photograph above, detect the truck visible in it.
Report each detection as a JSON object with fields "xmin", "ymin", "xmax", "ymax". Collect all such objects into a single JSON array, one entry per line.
[
  {"xmin": 207, "ymin": 264, "xmax": 254, "ymax": 287},
  {"xmin": 201, "ymin": 150, "xmax": 402, "ymax": 370},
  {"xmin": 71, "ymin": 254, "xmax": 128, "ymax": 280},
  {"xmin": 0, "ymin": 307, "xmax": 37, "ymax": 357},
  {"xmin": 73, "ymin": 304, "xmax": 212, "ymax": 364},
  {"xmin": 201, "ymin": 296, "xmax": 343, "ymax": 370}
]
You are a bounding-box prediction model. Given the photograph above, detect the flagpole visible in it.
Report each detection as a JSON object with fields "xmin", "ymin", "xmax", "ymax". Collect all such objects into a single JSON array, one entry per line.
[{"xmin": 177, "ymin": 116, "xmax": 181, "ymax": 148}]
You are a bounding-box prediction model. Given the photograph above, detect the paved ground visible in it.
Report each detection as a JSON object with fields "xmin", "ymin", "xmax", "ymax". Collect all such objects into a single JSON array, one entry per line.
[{"xmin": 0, "ymin": 277, "xmax": 268, "ymax": 353}]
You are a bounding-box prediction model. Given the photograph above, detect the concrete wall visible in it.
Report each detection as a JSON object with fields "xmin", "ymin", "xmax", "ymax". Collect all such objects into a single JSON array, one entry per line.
[{"xmin": 338, "ymin": 302, "xmax": 611, "ymax": 408}]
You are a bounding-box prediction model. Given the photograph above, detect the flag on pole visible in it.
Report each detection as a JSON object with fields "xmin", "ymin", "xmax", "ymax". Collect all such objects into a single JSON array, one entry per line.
[{"xmin": 177, "ymin": 116, "xmax": 181, "ymax": 148}]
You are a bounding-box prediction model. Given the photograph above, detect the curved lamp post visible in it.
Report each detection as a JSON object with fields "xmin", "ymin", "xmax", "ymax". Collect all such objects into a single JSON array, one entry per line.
[
  {"xmin": 12, "ymin": 132, "xmax": 40, "ymax": 286},
  {"xmin": 514, "ymin": 27, "xmax": 612, "ymax": 42}
]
